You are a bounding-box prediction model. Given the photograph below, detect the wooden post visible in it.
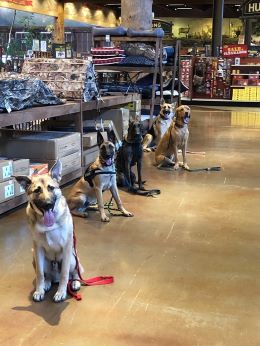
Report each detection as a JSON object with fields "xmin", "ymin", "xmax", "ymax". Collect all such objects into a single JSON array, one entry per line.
[
  {"xmin": 53, "ymin": 0, "xmax": 64, "ymax": 44},
  {"xmin": 121, "ymin": 0, "xmax": 153, "ymax": 30}
]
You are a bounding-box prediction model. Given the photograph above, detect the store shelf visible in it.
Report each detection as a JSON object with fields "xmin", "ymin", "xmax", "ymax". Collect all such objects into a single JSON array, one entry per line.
[
  {"xmin": 231, "ymin": 74, "xmax": 260, "ymax": 76},
  {"xmin": 231, "ymin": 65, "xmax": 260, "ymax": 68},
  {"xmin": 94, "ymin": 36, "xmax": 161, "ymax": 42},
  {"xmin": 81, "ymin": 93, "xmax": 140, "ymax": 111},
  {"xmin": 231, "ymin": 85, "xmax": 260, "ymax": 88}
]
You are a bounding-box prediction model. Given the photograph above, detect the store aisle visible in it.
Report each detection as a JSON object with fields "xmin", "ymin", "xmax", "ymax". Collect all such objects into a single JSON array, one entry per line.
[{"xmin": 1, "ymin": 106, "xmax": 260, "ymax": 346}]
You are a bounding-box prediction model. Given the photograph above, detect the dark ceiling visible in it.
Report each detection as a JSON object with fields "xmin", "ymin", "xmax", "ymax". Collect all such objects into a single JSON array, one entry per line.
[{"xmin": 88, "ymin": 0, "xmax": 245, "ymax": 18}]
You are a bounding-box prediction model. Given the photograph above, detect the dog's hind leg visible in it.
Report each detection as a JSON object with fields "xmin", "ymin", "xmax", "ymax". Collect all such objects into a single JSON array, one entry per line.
[{"xmin": 69, "ymin": 197, "xmax": 89, "ymax": 218}]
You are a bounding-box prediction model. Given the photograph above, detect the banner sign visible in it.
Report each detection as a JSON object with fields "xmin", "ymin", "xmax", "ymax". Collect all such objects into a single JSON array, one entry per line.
[
  {"xmin": 3, "ymin": 0, "xmax": 33, "ymax": 5},
  {"xmin": 152, "ymin": 19, "xmax": 173, "ymax": 36},
  {"xmin": 242, "ymin": 0, "xmax": 260, "ymax": 17},
  {"xmin": 222, "ymin": 44, "xmax": 248, "ymax": 58}
]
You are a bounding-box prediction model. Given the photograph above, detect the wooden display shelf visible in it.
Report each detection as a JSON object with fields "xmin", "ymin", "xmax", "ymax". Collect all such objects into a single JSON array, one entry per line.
[
  {"xmin": 81, "ymin": 93, "xmax": 140, "ymax": 111},
  {"xmin": 94, "ymin": 36, "xmax": 162, "ymax": 42},
  {"xmin": 0, "ymin": 102, "xmax": 79, "ymax": 128},
  {"xmin": 231, "ymin": 85, "xmax": 260, "ymax": 88}
]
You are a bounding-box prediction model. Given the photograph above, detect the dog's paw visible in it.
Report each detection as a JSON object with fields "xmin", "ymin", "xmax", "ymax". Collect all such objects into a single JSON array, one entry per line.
[
  {"xmin": 122, "ymin": 209, "xmax": 134, "ymax": 217},
  {"xmin": 44, "ymin": 280, "xmax": 52, "ymax": 292},
  {"xmin": 71, "ymin": 280, "xmax": 81, "ymax": 292},
  {"xmin": 101, "ymin": 214, "xmax": 110, "ymax": 222},
  {"xmin": 33, "ymin": 290, "xmax": 45, "ymax": 302},
  {"xmin": 174, "ymin": 163, "xmax": 180, "ymax": 170},
  {"xmin": 53, "ymin": 290, "xmax": 67, "ymax": 303},
  {"xmin": 182, "ymin": 163, "xmax": 190, "ymax": 170}
]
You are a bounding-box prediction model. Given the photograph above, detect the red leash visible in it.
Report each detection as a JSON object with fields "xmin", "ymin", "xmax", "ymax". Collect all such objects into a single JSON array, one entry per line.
[{"xmin": 67, "ymin": 227, "xmax": 114, "ymax": 301}]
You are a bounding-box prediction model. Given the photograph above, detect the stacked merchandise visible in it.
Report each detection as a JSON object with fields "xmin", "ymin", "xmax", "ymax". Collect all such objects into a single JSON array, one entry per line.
[
  {"xmin": 0, "ymin": 72, "xmax": 62, "ymax": 113},
  {"xmin": 91, "ymin": 47, "xmax": 125, "ymax": 65},
  {"xmin": 193, "ymin": 57, "xmax": 233, "ymax": 99},
  {"xmin": 22, "ymin": 58, "xmax": 99, "ymax": 101},
  {"xmin": 180, "ymin": 58, "xmax": 192, "ymax": 98},
  {"xmin": 232, "ymin": 87, "xmax": 259, "ymax": 101},
  {"xmin": 0, "ymin": 131, "xmax": 81, "ymax": 178},
  {"xmin": 0, "ymin": 159, "xmax": 30, "ymax": 204}
]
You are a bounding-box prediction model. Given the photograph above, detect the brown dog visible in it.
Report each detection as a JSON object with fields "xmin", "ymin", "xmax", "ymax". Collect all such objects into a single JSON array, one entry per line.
[
  {"xmin": 14, "ymin": 160, "xmax": 83, "ymax": 303},
  {"xmin": 155, "ymin": 105, "xmax": 191, "ymax": 170},
  {"xmin": 143, "ymin": 100, "xmax": 176, "ymax": 152},
  {"xmin": 67, "ymin": 132, "xmax": 133, "ymax": 222}
]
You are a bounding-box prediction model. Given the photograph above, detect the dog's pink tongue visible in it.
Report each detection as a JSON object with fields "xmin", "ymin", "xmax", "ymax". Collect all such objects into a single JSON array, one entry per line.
[
  {"xmin": 43, "ymin": 210, "xmax": 55, "ymax": 227},
  {"xmin": 105, "ymin": 158, "xmax": 112, "ymax": 166}
]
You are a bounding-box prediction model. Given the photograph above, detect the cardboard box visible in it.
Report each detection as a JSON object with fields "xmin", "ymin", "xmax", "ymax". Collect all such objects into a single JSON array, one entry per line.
[
  {"xmin": 0, "ymin": 131, "xmax": 81, "ymax": 160},
  {"xmin": 83, "ymin": 131, "xmax": 107, "ymax": 148},
  {"xmin": 30, "ymin": 163, "xmax": 49, "ymax": 176},
  {"xmin": 12, "ymin": 159, "xmax": 30, "ymax": 176},
  {"xmin": 98, "ymin": 108, "xmax": 129, "ymax": 139},
  {"xmin": 82, "ymin": 146, "xmax": 99, "ymax": 166},
  {"xmin": 44, "ymin": 152, "xmax": 82, "ymax": 176},
  {"xmin": 0, "ymin": 160, "xmax": 13, "ymax": 183},
  {"xmin": 0, "ymin": 179, "xmax": 15, "ymax": 203},
  {"xmin": 14, "ymin": 180, "xmax": 26, "ymax": 197}
]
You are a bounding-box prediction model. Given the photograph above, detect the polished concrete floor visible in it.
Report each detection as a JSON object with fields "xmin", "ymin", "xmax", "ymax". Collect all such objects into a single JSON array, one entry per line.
[{"xmin": 1, "ymin": 106, "xmax": 260, "ymax": 346}]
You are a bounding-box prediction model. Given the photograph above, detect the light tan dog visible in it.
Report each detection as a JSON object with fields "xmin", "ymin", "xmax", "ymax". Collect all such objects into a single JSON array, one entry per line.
[
  {"xmin": 15, "ymin": 160, "xmax": 83, "ymax": 303},
  {"xmin": 143, "ymin": 100, "xmax": 176, "ymax": 152},
  {"xmin": 155, "ymin": 105, "xmax": 191, "ymax": 170},
  {"xmin": 67, "ymin": 132, "xmax": 133, "ymax": 222}
]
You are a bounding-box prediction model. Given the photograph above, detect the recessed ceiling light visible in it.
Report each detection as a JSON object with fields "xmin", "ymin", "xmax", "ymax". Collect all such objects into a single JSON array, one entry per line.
[{"xmin": 176, "ymin": 7, "xmax": 192, "ymax": 10}]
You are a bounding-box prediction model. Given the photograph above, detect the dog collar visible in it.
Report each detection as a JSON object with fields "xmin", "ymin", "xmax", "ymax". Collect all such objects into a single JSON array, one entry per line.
[{"xmin": 174, "ymin": 122, "xmax": 185, "ymax": 129}]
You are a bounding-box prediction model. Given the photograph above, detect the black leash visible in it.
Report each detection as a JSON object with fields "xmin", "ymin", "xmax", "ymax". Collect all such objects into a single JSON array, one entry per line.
[{"xmin": 157, "ymin": 164, "xmax": 221, "ymax": 172}]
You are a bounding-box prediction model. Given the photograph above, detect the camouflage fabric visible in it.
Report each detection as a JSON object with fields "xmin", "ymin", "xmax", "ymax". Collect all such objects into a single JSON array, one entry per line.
[{"xmin": 0, "ymin": 73, "xmax": 63, "ymax": 113}]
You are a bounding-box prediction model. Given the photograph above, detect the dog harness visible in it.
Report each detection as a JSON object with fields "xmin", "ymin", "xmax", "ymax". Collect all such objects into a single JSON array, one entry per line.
[{"xmin": 84, "ymin": 164, "xmax": 116, "ymax": 188}]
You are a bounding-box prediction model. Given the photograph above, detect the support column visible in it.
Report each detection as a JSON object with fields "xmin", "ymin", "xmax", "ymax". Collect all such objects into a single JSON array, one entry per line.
[
  {"xmin": 53, "ymin": 0, "xmax": 64, "ymax": 44},
  {"xmin": 121, "ymin": 0, "xmax": 153, "ymax": 30},
  {"xmin": 244, "ymin": 19, "xmax": 252, "ymax": 47},
  {"xmin": 212, "ymin": 0, "xmax": 224, "ymax": 57}
]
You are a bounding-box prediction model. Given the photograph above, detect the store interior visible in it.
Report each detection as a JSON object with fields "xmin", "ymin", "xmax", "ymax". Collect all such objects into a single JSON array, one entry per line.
[{"xmin": 0, "ymin": 0, "xmax": 260, "ymax": 345}]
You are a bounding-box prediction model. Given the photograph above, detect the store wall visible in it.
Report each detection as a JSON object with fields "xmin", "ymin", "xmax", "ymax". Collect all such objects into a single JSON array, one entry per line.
[
  {"xmin": 160, "ymin": 17, "xmax": 243, "ymax": 39},
  {"xmin": 0, "ymin": 0, "xmax": 118, "ymax": 27}
]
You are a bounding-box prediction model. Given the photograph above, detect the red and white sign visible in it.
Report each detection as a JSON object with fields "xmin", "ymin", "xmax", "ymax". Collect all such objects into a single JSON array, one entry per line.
[
  {"xmin": 222, "ymin": 44, "xmax": 248, "ymax": 58},
  {"xmin": 3, "ymin": 0, "xmax": 32, "ymax": 5}
]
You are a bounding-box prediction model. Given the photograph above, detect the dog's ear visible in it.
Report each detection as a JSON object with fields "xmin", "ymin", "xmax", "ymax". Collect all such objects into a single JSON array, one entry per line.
[
  {"xmin": 14, "ymin": 175, "xmax": 32, "ymax": 190},
  {"xmin": 97, "ymin": 131, "xmax": 104, "ymax": 147},
  {"xmin": 160, "ymin": 98, "xmax": 165, "ymax": 106},
  {"xmin": 49, "ymin": 159, "xmax": 62, "ymax": 183},
  {"xmin": 107, "ymin": 130, "xmax": 116, "ymax": 144}
]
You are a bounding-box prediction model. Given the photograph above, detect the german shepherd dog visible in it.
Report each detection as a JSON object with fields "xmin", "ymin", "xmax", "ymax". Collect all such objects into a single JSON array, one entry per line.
[
  {"xmin": 116, "ymin": 119, "xmax": 144, "ymax": 192},
  {"xmin": 143, "ymin": 100, "xmax": 176, "ymax": 152},
  {"xmin": 14, "ymin": 160, "xmax": 83, "ymax": 303},
  {"xmin": 155, "ymin": 105, "xmax": 191, "ymax": 169},
  {"xmin": 67, "ymin": 132, "xmax": 133, "ymax": 222}
]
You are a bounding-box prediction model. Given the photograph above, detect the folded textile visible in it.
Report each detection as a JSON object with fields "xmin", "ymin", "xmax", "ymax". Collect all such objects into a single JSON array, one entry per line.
[
  {"xmin": 119, "ymin": 56, "xmax": 155, "ymax": 66},
  {"xmin": 93, "ymin": 56, "xmax": 125, "ymax": 65},
  {"xmin": 0, "ymin": 73, "xmax": 62, "ymax": 113},
  {"xmin": 127, "ymin": 28, "xmax": 164, "ymax": 38},
  {"xmin": 93, "ymin": 26, "xmax": 127, "ymax": 36},
  {"xmin": 91, "ymin": 47, "xmax": 125, "ymax": 56}
]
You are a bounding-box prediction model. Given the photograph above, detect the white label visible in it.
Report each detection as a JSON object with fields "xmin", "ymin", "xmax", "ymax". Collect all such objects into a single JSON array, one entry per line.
[
  {"xmin": 2, "ymin": 164, "xmax": 13, "ymax": 179},
  {"xmin": 105, "ymin": 34, "xmax": 110, "ymax": 42},
  {"xmin": 5, "ymin": 183, "xmax": 14, "ymax": 199}
]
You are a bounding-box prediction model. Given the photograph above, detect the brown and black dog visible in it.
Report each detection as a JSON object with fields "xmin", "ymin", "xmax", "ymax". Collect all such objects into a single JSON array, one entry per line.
[{"xmin": 155, "ymin": 105, "xmax": 191, "ymax": 170}]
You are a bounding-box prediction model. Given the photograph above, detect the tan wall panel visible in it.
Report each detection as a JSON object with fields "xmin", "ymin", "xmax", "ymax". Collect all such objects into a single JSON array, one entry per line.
[{"xmin": 0, "ymin": 0, "xmax": 59, "ymax": 17}]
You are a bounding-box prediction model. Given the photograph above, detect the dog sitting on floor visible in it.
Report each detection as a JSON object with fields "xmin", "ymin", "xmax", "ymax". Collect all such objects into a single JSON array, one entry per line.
[
  {"xmin": 116, "ymin": 119, "xmax": 145, "ymax": 192},
  {"xmin": 143, "ymin": 100, "xmax": 176, "ymax": 152},
  {"xmin": 67, "ymin": 131, "xmax": 133, "ymax": 222},
  {"xmin": 155, "ymin": 105, "xmax": 191, "ymax": 170},
  {"xmin": 14, "ymin": 160, "xmax": 83, "ymax": 303}
]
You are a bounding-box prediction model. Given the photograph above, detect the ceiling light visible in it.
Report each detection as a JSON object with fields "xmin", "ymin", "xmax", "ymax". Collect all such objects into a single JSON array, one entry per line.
[
  {"xmin": 166, "ymin": 4, "xmax": 185, "ymax": 6},
  {"xmin": 176, "ymin": 7, "xmax": 192, "ymax": 10}
]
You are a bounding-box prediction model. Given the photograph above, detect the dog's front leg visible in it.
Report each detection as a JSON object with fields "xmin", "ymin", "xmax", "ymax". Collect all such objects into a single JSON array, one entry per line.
[
  {"xmin": 124, "ymin": 160, "xmax": 134, "ymax": 191},
  {"xmin": 33, "ymin": 242, "xmax": 46, "ymax": 302},
  {"xmin": 53, "ymin": 242, "xmax": 72, "ymax": 302},
  {"xmin": 182, "ymin": 142, "xmax": 189, "ymax": 170},
  {"xmin": 173, "ymin": 145, "xmax": 180, "ymax": 170},
  {"xmin": 95, "ymin": 186, "xmax": 110, "ymax": 222},
  {"xmin": 110, "ymin": 184, "xmax": 133, "ymax": 217},
  {"xmin": 137, "ymin": 160, "xmax": 144, "ymax": 190}
]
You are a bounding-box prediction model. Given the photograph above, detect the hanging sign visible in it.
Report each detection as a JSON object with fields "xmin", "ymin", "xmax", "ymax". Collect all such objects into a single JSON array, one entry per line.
[
  {"xmin": 152, "ymin": 19, "xmax": 173, "ymax": 37},
  {"xmin": 242, "ymin": 0, "xmax": 260, "ymax": 17},
  {"xmin": 222, "ymin": 44, "xmax": 248, "ymax": 58},
  {"xmin": 3, "ymin": 0, "xmax": 32, "ymax": 5}
]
